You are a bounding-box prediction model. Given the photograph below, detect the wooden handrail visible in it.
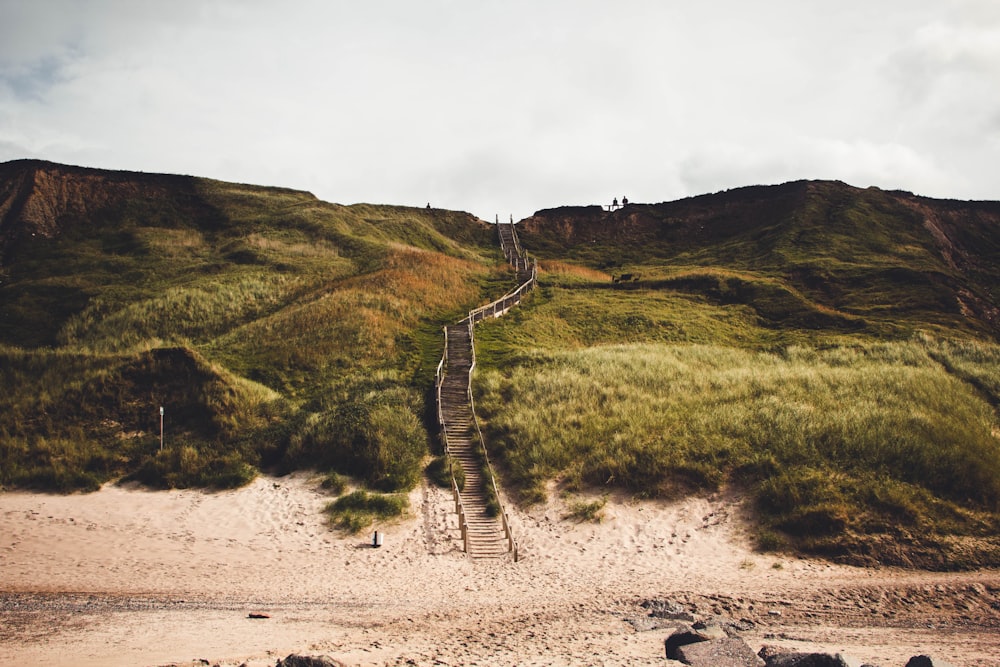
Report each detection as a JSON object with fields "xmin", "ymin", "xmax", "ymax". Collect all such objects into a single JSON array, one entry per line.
[
  {"xmin": 464, "ymin": 221, "xmax": 532, "ymax": 560},
  {"xmin": 435, "ymin": 220, "xmax": 533, "ymax": 560}
]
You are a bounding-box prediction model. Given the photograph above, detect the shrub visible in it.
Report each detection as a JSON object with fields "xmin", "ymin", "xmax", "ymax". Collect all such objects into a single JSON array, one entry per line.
[
  {"xmin": 320, "ymin": 471, "xmax": 347, "ymax": 495},
  {"xmin": 324, "ymin": 490, "xmax": 408, "ymax": 533},
  {"xmin": 564, "ymin": 496, "xmax": 607, "ymax": 523},
  {"xmin": 128, "ymin": 446, "xmax": 257, "ymax": 489},
  {"xmin": 755, "ymin": 529, "xmax": 786, "ymax": 552},
  {"xmin": 287, "ymin": 387, "xmax": 427, "ymax": 492},
  {"xmin": 426, "ymin": 455, "xmax": 465, "ymax": 491}
]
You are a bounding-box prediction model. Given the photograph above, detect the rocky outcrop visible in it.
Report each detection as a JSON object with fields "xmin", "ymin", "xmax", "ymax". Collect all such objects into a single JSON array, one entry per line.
[
  {"xmin": 275, "ymin": 655, "xmax": 345, "ymax": 667},
  {"xmin": 647, "ymin": 597, "xmax": 962, "ymax": 667},
  {"xmin": 756, "ymin": 646, "xmax": 957, "ymax": 667},
  {"xmin": 676, "ymin": 637, "xmax": 766, "ymax": 667},
  {"xmin": 664, "ymin": 621, "xmax": 763, "ymax": 666},
  {"xmin": 757, "ymin": 648, "xmax": 863, "ymax": 667},
  {"xmin": 904, "ymin": 657, "xmax": 956, "ymax": 667}
]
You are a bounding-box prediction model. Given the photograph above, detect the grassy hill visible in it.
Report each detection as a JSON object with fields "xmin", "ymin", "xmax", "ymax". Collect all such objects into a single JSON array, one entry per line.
[
  {"xmin": 4, "ymin": 163, "xmax": 1000, "ymax": 568},
  {"xmin": 473, "ymin": 181, "xmax": 1000, "ymax": 568},
  {"xmin": 0, "ymin": 159, "xmax": 507, "ymax": 491}
]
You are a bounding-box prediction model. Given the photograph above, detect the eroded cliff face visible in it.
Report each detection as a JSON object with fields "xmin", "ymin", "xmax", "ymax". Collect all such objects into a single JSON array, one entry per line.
[
  {"xmin": 897, "ymin": 195, "xmax": 1000, "ymax": 332},
  {"xmin": 0, "ymin": 160, "xmax": 206, "ymax": 264}
]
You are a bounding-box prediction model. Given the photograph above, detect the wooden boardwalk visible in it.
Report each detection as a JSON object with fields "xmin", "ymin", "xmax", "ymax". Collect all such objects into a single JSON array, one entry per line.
[
  {"xmin": 498, "ymin": 220, "xmax": 532, "ymax": 281},
  {"xmin": 440, "ymin": 322, "xmax": 509, "ymax": 559},
  {"xmin": 435, "ymin": 221, "xmax": 534, "ymax": 560}
]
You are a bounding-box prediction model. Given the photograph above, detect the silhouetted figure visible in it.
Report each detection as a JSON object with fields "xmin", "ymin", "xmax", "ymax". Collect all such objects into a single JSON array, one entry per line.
[
  {"xmin": 612, "ymin": 197, "xmax": 618, "ymax": 209},
  {"xmin": 427, "ymin": 202, "xmax": 431, "ymax": 209},
  {"xmin": 622, "ymin": 196, "xmax": 628, "ymax": 206}
]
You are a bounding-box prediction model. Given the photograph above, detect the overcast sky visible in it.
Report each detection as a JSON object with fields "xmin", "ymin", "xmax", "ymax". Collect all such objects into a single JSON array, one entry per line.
[{"xmin": 1, "ymin": 1, "xmax": 998, "ymax": 221}]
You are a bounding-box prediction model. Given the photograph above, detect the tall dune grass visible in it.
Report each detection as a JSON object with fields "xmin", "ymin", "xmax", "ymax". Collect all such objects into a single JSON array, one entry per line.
[
  {"xmin": 1, "ymin": 176, "xmax": 501, "ymax": 493},
  {"xmin": 59, "ymin": 272, "xmax": 303, "ymax": 352},
  {"xmin": 476, "ymin": 338, "xmax": 1000, "ymax": 560}
]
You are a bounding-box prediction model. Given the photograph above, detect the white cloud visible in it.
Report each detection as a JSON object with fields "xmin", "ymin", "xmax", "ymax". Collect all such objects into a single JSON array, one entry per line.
[
  {"xmin": 678, "ymin": 138, "xmax": 956, "ymax": 198},
  {"xmin": 0, "ymin": 1, "xmax": 997, "ymax": 220}
]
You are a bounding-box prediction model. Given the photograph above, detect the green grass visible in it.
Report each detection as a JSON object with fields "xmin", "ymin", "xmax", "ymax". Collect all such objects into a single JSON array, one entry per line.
[
  {"xmin": 519, "ymin": 182, "xmax": 1000, "ymax": 340},
  {"xmin": 473, "ymin": 185, "xmax": 1000, "ymax": 567},
  {"xmin": 6, "ymin": 166, "xmax": 1000, "ymax": 568},
  {"xmin": 476, "ymin": 321, "xmax": 1000, "ymax": 566},
  {"xmin": 320, "ymin": 471, "xmax": 347, "ymax": 495},
  {"xmin": 426, "ymin": 454, "xmax": 465, "ymax": 491},
  {"xmin": 324, "ymin": 489, "xmax": 409, "ymax": 533},
  {"xmin": 478, "ymin": 340, "xmax": 998, "ymax": 498},
  {"xmin": 564, "ymin": 496, "xmax": 607, "ymax": 523},
  {"xmin": 0, "ymin": 344, "xmax": 287, "ymax": 490},
  {"xmin": 0, "ymin": 163, "xmax": 509, "ymax": 492}
]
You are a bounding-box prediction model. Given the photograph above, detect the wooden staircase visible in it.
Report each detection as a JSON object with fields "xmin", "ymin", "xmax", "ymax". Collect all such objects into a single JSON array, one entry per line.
[
  {"xmin": 435, "ymin": 221, "xmax": 534, "ymax": 560},
  {"xmin": 497, "ymin": 220, "xmax": 532, "ymax": 281},
  {"xmin": 440, "ymin": 323, "xmax": 509, "ymax": 559}
]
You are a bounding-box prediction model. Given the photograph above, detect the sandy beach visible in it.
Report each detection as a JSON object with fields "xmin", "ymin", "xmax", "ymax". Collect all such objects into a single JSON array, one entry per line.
[{"xmin": 2, "ymin": 473, "xmax": 998, "ymax": 666}]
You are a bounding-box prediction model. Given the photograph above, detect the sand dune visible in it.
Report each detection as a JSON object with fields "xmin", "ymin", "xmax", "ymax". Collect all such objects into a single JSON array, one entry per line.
[{"xmin": 2, "ymin": 473, "xmax": 998, "ymax": 666}]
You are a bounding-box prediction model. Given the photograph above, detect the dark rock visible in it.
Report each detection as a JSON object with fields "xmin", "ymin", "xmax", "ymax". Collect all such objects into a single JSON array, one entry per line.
[
  {"xmin": 248, "ymin": 612, "xmax": 270, "ymax": 619},
  {"xmin": 905, "ymin": 657, "xmax": 956, "ymax": 667},
  {"xmin": 758, "ymin": 645, "xmax": 787, "ymax": 663},
  {"xmin": 664, "ymin": 625, "xmax": 728, "ymax": 659},
  {"xmin": 758, "ymin": 649, "xmax": 862, "ymax": 667},
  {"xmin": 642, "ymin": 598, "xmax": 696, "ymax": 621},
  {"xmin": 695, "ymin": 616, "xmax": 756, "ymax": 637},
  {"xmin": 675, "ymin": 637, "xmax": 765, "ymax": 667},
  {"xmin": 275, "ymin": 655, "xmax": 345, "ymax": 667},
  {"xmin": 623, "ymin": 615, "xmax": 678, "ymax": 632}
]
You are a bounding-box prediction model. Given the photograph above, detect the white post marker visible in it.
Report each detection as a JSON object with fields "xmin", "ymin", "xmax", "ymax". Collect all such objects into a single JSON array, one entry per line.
[{"xmin": 159, "ymin": 406, "xmax": 164, "ymax": 451}]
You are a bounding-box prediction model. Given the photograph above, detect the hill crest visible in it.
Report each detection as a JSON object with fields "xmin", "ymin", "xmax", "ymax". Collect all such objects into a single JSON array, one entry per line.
[
  {"xmin": 0, "ymin": 159, "xmax": 316, "ymax": 265},
  {"xmin": 519, "ymin": 179, "xmax": 1000, "ymax": 338}
]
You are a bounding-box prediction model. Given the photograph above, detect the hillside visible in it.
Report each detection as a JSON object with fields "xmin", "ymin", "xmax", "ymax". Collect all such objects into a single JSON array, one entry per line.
[
  {"xmin": 0, "ymin": 159, "xmax": 505, "ymax": 491},
  {"xmin": 473, "ymin": 181, "xmax": 1000, "ymax": 568},
  {"xmin": 518, "ymin": 181, "xmax": 1000, "ymax": 339},
  {"xmin": 4, "ymin": 163, "xmax": 1000, "ymax": 568}
]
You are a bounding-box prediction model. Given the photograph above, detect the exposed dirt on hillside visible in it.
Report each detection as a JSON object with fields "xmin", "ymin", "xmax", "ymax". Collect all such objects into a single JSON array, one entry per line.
[
  {"xmin": 0, "ymin": 160, "xmax": 223, "ymax": 266},
  {"xmin": 900, "ymin": 196, "xmax": 1000, "ymax": 332}
]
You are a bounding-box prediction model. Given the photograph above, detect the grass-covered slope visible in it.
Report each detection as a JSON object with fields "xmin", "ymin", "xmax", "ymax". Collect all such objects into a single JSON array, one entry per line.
[
  {"xmin": 474, "ymin": 181, "xmax": 1000, "ymax": 568},
  {"xmin": 0, "ymin": 160, "xmax": 504, "ymax": 491}
]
